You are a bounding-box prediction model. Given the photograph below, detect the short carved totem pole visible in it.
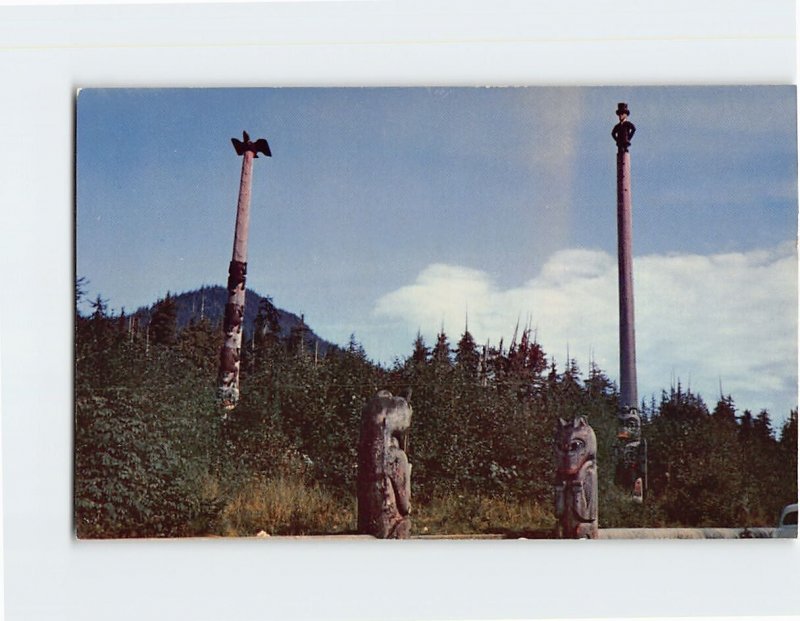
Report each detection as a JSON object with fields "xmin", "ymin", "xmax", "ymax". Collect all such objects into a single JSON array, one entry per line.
[
  {"xmin": 357, "ymin": 390, "xmax": 413, "ymax": 539},
  {"xmin": 554, "ymin": 416, "xmax": 598, "ymax": 539},
  {"xmin": 612, "ymin": 103, "xmax": 647, "ymax": 501},
  {"xmin": 218, "ymin": 131, "xmax": 271, "ymax": 411}
]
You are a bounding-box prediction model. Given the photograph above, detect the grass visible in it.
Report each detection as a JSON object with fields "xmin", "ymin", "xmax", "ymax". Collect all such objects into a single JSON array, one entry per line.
[
  {"xmin": 205, "ymin": 474, "xmax": 556, "ymax": 538},
  {"xmin": 212, "ymin": 475, "xmax": 356, "ymax": 537},
  {"xmin": 413, "ymin": 493, "xmax": 556, "ymax": 537}
]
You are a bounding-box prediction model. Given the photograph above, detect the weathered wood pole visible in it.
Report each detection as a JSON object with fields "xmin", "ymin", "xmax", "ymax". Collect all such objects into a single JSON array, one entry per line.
[
  {"xmin": 218, "ymin": 131, "xmax": 271, "ymax": 410},
  {"xmin": 613, "ymin": 103, "xmax": 638, "ymax": 410},
  {"xmin": 612, "ymin": 103, "xmax": 646, "ymax": 500},
  {"xmin": 357, "ymin": 390, "xmax": 413, "ymax": 539}
]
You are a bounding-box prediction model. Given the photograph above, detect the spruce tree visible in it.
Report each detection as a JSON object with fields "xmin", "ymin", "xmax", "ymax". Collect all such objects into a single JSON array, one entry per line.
[
  {"xmin": 288, "ymin": 314, "xmax": 310, "ymax": 356},
  {"xmin": 149, "ymin": 293, "xmax": 178, "ymax": 346},
  {"xmin": 779, "ymin": 409, "xmax": 798, "ymax": 452},
  {"xmin": 712, "ymin": 395, "xmax": 737, "ymax": 426},
  {"xmin": 255, "ymin": 296, "xmax": 282, "ymax": 347},
  {"xmin": 411, "ymin": 331, "xmax": 430, "ymax": 365},
  {"xmin": 432, "ymin": 330, "xmax": 452, "ymax": 366},
  {"xmin": 455, "ymin": 328, "xmax": 479, "ymax": 375}
]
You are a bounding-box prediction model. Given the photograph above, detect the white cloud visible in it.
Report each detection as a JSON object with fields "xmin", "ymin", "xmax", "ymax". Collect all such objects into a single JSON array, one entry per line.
[{"xmin": 371, "ymin": 242, "xmax": 798, "ymax": 424}]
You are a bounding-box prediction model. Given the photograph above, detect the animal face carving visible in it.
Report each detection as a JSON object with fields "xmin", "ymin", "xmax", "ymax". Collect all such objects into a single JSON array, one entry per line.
[
  {"xmin": 617, "ymin": 407, "xmax": 641, "ymax": 440},
  {"xmin": 368, "ymin": 390, "xmax": 409, "ymax": 447},
  {"xmin": 554, "ymin": 416, "xmax": 599, "ymax": 538},
  {"xmin": 555, "ymin": 417, "xmax": 597, "ymax": 477},
  {"xmin": 615, "ymin": 407, "xmax": 647, "ymax": 498}
]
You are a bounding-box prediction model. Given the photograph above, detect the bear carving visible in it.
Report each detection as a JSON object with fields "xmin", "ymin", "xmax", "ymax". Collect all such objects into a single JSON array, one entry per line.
[
  {"xmin": 554, "ymin": 416, "xmax": 598, "ymax": 539},
  {"xmin": 357, "ymin": 389, "xmax": 412, "ymax": 539}
]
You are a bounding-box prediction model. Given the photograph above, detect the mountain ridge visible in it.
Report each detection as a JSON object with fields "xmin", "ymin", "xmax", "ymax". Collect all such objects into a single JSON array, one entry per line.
[{"xmin": 133, "ymin": 285, "xmax": 337, "ymax": 355}]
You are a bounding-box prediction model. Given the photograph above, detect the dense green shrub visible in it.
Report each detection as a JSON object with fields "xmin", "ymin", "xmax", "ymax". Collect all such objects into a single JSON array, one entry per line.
[{"xmin": 75, "ymin": 340, "xmax": 221, "ymax": 538}]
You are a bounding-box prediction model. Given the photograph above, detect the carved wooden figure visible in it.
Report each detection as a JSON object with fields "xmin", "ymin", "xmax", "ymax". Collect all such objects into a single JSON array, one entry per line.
[
  {"xmin": 217, "ymin": 131, "xmax": 271, "ymax": 410},
  {"xmin": 616, "ymin": 405, "xmax": 647, "ymax": 502},
  {"xmin": 612, "ymin": 102, "xmax": 648, "ymax": 499},
  {"xmin": 554, "ymin": 416, "xmax": 598, "ymax": 539},
  {"xmin": 357, "ymin": 390, "xmax": 412, "ymax": 539},
  {"xmin": 611, "ymin": 102, "xmax": 636, "ymax": 153}
]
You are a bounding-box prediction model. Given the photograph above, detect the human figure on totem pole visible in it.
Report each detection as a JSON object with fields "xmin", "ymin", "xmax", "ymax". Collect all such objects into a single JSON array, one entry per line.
[{"xmin": 612, "ymin": 102, "xmax": 636, "ymax": 152}]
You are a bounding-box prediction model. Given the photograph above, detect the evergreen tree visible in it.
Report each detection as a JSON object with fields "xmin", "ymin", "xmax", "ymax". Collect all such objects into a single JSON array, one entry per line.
[
  {"xmin": 254, "ymin": 296, "xmax": 281, "ymax": 347},
  {"xmin": 646, "ymin": 387, "xmax": 750, "ymax": 526},
  {"xmin": 455, "ymin": 328, "xmax": 480, "ymax": 375},
  {"xmin": 507, "ymin": 329, "xmax": 545, "ymax": 380},
  {"xmin": 712, "ymin": 395, "xmax": 737, "ymax": 426},
  {"xmin": 659, "ymin": 383, "xmax": 709, "ymax": 420},
  {"xmin": 432, "ymin": 330, "xmax": 452, "ymax": 366},
  {"xmin": 177, "ymin": 317, "xmax": 218, "ymax": 372},
  {"xmin": 778, "ymin": 409, "xmax": 798, "ymax": 508},
  {"xmin": 411, "ymin": 331, "xmax": 430, "ymax": 365},
  {"xmin": 347, "ymin": 333, "xmax": 368, "ymax": 361},
  {"xmin": 149, "ymin": 293, "xmax": 178, "ymax": 346},
  {"xmin": 81, "ymin": 293, "xmax": 117, "ymax": 352},
  {"xmin": 779, "ymin": 409, "xmax": 798, "ymax": 451},
  {"xmin": 739, "ymin": 410, "xmax": 755, "ymax": 442},
  {"xmin": 754, "ymin": 409, "xmax": 775, "ymax": 442},
  {"xmin": 561, "ymin": 358, "xmax": 583, "ymax": 395},
  {"xmin": 586, "ymin": 360, "xmax": 615, "ymax": 399},
  {"xmin": 288, "ymin": 314, "xmax": 310, "ymax": 356},
  {"xmin": 90, "ymin": 293, "xmax": 108, "ymax": 320},
  {"xmin": 75, "ymin": 276, "xmax": 88, "ymax": 315}
]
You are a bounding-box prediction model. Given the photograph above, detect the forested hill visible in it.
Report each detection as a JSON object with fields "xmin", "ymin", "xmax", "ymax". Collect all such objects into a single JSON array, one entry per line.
[{"xmin": 133, "ymin": 285, "xmax": 337, "ymax": 356}]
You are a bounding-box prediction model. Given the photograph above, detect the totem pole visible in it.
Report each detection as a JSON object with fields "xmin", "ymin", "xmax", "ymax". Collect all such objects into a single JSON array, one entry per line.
[
  {"xmin": 218, "ymin": 131, "xmax": 271, "ymax": 410},
  {"xmin": 553, "ymin": 416, "xmax": 598, "ymax": 539},
  {"xmin": 357, "ymin": 390, "xmax": 413, "ymax": 539},
  {"xmin": 612, "ymin": 103, "xmax": 647, "ymax": 501}
]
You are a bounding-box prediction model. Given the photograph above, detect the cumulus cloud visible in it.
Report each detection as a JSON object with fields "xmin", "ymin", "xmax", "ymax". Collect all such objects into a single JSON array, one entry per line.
[{"xmin": 372, "ymin": 243, "xmax": 797, "ymax": 423}]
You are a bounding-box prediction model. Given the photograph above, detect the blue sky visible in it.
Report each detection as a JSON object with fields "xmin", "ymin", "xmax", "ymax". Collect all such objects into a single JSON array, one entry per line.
[{"xmin": 76, "ymin": 86, "xmax": 797, "ymax": 423}]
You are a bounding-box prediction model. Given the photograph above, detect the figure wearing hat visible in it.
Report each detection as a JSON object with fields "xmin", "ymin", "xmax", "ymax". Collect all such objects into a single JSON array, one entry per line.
[{"xmin": 612, "ymin": 102, "xmax": 636, "ymax": 152}]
